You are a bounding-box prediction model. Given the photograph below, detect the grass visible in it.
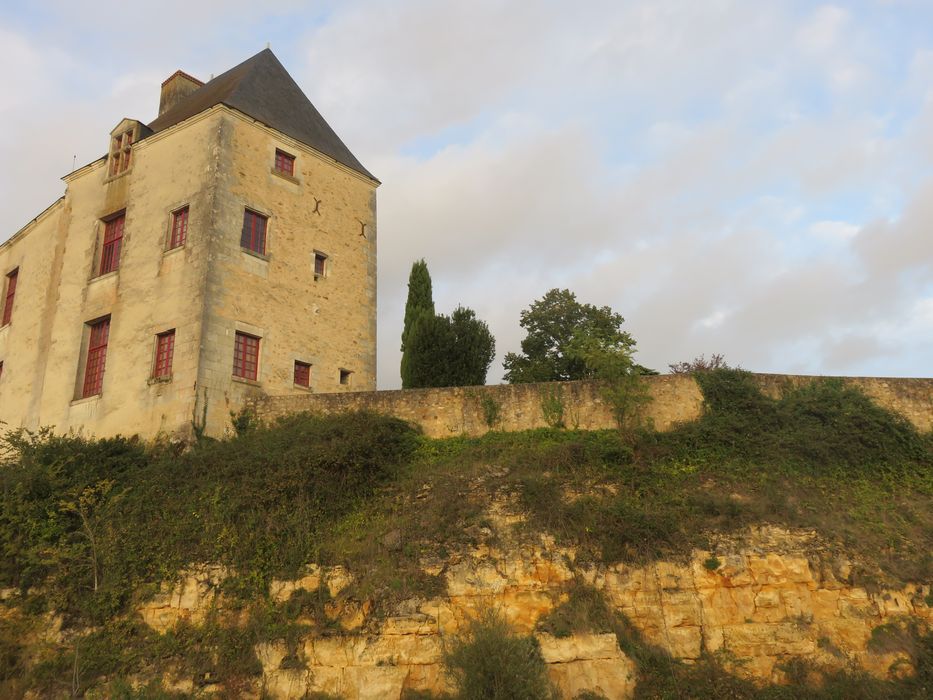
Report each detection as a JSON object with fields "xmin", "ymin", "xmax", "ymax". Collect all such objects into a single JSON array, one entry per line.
[{"xmin": 0, "ymin": 370, "xmax": 930, "ymax": 696}]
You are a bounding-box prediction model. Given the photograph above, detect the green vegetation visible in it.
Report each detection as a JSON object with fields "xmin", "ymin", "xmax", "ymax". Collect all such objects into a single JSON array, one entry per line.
[
  {"xmin": 1, "ymin": 370, "xmax": 931, "ymax": 696},
  {"xmin": 401, "ymin": 259, "xmax": 436, "ymax": 388},
  {"xmin": 404, "ymin": 306, "xmax": 496, "ymax": 388},
  {"xmin": 401, "ymin": 260, "xmax": 496, "ymax": 388},
  {"xmin": 443, "ymin": 609, "xmax": 558, "ymax": 700},
  {"xmin": 504, "ymin": 288, "xmax": 640, "ymax": 383}
]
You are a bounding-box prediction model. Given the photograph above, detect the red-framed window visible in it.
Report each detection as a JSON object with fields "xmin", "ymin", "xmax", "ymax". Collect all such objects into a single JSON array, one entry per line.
[
  {"xmin": 233, "ymin": 331, "xmax": 260, "ymax": 380},
  {"xmin": 169, "ymin": 207, "xmax": 189, "ymax": 249},
  {"xmin": 294, "ymin": 360, "xmax": 311, "ymax": 387},
  {"xmin": 241, "ymin": 209, "xmax": 267, "ymax": 255},
  {"xmin": 314, "ymin": 252, "xmax": 327, "ymax": 279},
  {"xmin": 153, "ymin": 330, "xmax": 175, "ymax": 379},
  {"xmin": 99, "ymin": 214, "xmax": 125, "ymax": 275},
  {"xmin": 82, "ymin": 317, "xmax": 111, "ymax": 398},
  {"xmin": 274, "ymin": 149, "xmax": 295, "ymax": 176},
  {"xmin": 2, "ymin": 268, "xmax": 18, "ymax": 326}
]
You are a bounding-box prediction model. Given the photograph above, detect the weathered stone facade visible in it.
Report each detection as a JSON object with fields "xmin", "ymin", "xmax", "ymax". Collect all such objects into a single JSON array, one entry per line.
[
  {"xmin": 0, "ymin": 51, "xmax": 377, "ymax": 440},
  {"xmin": 250, "ymin": 373, "xmax": 933, "ymax": 438}
]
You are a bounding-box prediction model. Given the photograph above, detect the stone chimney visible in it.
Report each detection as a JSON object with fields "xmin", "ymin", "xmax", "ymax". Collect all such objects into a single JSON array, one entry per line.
[{"xmin": 158, "ymin": 70, "xmax": 204, "ymax": 116}]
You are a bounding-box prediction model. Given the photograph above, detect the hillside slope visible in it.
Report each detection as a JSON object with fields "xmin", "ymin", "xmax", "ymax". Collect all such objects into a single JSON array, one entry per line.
[{"xmin": 1, "ymin": 370, "xmax": 931, "ymax": 698}]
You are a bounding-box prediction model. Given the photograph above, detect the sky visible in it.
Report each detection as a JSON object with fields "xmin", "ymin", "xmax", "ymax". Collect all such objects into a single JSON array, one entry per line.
[{"xmin": 1, "ymin": 0, "xmax": 932, "ymax": 386}]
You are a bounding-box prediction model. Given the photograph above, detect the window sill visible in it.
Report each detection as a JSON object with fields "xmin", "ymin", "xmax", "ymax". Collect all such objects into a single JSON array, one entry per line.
[
  {"xmin": 103, "ymin": 168, "xmax": 132, "ymax": 185},
  {"xmin": 148, "ymin": 376, "xmax": 173, "ymax": 386},
  {"xmin": 90, "ymin": 270, "xmax": 118, "ymax": 284},
  {"xmin": 232, "ymin": 375, "xmax": 261, "ymax": 387},
  {"xmin": 270, "ymin": 168, "xmax": 300, "ymax": 184},
  {"xmin": 163, "ymin": 244, "xmax": 185, "ymax": 257},
  {"xmin": 240, "ymin": 248, "xmax": 269, "ymax": 262},
  {"xmin": 293, "ymin": 383, "xmax": 314, "ymax": 392},
  {"xmin": 71, "ymin": 394, "xmax": 101, "ymax": 406}
]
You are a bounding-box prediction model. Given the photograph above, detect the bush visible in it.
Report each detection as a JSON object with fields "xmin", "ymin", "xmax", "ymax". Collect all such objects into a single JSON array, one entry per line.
[
  {"xmin": 444, "ymin": 610, "xmax": 558, "ymax": 700},
  {"xmin": 0, "ymin": 412, "xmax": 420, "ymax": 624}
]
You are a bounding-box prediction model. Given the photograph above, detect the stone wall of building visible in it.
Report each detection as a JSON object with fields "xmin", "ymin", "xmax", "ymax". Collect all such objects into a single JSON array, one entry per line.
[
  {"xmin": 250, "ymin": 373, "xmax": 933, "ymax": 438},
  {"xmin": 195, "ymin": 108, "xmax": 378, "ymax": 437},
  {"xmin": 0, "ymin": 105, "xmax": 379, "ymax": 441}
]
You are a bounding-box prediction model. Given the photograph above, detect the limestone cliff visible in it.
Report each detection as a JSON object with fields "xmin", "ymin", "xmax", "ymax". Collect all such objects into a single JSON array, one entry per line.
[{"xmin": 134, "ymin": 511, "xmax": 931, "ymax": 699}]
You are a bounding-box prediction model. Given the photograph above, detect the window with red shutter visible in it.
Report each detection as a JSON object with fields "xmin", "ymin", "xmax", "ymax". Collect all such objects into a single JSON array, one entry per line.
[
  {"xmin": 153, "ymin": 330, "xmax": 175, "ymax": 379},
  {"xmin": 99, "ymin": 214, "xmax": 125, "ymax": 275},
  {"xmin": 314, "ymin": 252, "xmax": 327, "ymax": 279},
  {"xmin": 233, "ymin": 331, "xmax": 260, "ymax": 380},
  {"xmin": 294, "ymin": 361, "xmax": 311, "ymax": 387},
  {"xmin": 169, "ymin": 207, "xmax": 189, "ymax": 249},
  {"xmin": 82, "ymin": 317, "xmax": 111, "ymax": 398},
  {"xmin": 2, "ymin": 268, "xmax": 17, "ymax": 326},
  {"xmin": 241, "ymin": 209, "xmax": 267, "ymax": 255},
  {"xmin": 274, "ymin": 149, "xmax": 295, "ymax": 176}
]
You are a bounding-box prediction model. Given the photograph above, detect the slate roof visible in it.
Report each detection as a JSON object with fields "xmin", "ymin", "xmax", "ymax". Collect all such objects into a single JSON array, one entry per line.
[{"xmin": 148, "ymin": 49, "xmax": 376, "ymax": 182}]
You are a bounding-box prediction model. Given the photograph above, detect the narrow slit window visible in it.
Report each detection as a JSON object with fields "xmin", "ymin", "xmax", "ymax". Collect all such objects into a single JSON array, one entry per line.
[
  {"xmin": 241, "ymin": 209, "xmax": 267, "ymax": 255},
  {"xmin": 339, "ymin": 368, "xmax": 352, "ymax": 386},
  {"xmin": 99, "ymin": 213, "xmax": 125, "ymax": 275},
  {"xmin": 2, "ymin": 268, "xmax": 18, "ymax": 326},
  {"xmin": 294, "ymin": 361, "xmax": 311, "ymax": 387},
  {"xmin": 82, "ymin": 317, "xmax": 111, "ymax": 398},
  {"xmin": 274, "ymin": 149, "xmax": 295, "ymax": 177},
  {"xmin": 314, "ymin": 252, "xmax": 327, "ymax": 279},
  {"xmin": 169, "ymin": 207, "xmax": 189, "ymax": 249},
  {"xmin": 153, "ymin": 330, "xmax": 175, "ymax": 379},
  {"xmin": 233, "ymin": 331, "xmax": 260, "ymax": 380}
]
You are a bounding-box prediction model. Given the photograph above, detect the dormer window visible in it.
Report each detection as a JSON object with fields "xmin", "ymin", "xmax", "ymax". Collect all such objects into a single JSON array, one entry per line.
[{"xmin": 109, "ymin": 128, "xmax": 135, "ymax": 175}]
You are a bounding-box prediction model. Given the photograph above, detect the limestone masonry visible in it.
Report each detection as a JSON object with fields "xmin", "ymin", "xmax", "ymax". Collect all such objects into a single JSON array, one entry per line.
[
  {"xmin": 0, "ymin": 50, "xmax": 378, "ymax": 439},
  {"xmin": 250, "ymin": 373, "xmax": 933, "ymax": 438}
]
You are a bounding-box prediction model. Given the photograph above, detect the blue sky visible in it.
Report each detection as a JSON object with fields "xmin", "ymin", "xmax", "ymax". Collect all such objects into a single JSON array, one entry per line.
[{"xmin": 2, "ymin": 1, "xmax": 932, "ymax": 385}]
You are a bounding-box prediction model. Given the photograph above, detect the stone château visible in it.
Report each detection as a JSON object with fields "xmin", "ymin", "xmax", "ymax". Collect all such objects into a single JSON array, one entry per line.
[{"xmin": 0, "ymin": 49, "xmax": 378, "ymax": 439}]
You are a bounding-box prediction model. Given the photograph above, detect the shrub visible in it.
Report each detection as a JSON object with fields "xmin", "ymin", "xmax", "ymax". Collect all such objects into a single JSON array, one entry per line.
[{"xmin": 444, "ymin": 609, "xmax": 558, "ymax": 700}]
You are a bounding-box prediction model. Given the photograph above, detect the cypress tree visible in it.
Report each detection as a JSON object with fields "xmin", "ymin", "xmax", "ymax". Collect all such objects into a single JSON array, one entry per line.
[{"xmin": 401, "ymin": 259, "xmax": 435, "ymax": 388}]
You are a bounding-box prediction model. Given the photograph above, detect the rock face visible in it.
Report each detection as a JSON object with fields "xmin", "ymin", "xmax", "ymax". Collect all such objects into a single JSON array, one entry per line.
[{"xmin": 137, "ymin": 523, "xmax": 931, "ymax": 699}]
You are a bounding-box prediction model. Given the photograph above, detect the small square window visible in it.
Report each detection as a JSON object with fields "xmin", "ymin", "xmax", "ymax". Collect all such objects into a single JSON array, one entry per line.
[
  {"xmin": 2, "ymin": 268, "xmax": 18, "ymax": 326},
  {"xmin": 99, "ymin": 213, "xmax": 125, "ymax": 275},
  {"xmin": 241, "ymin": 209, "xmax": 267, "ymax": 255},
  {"xmin": 152, "ymin": 330, "xmax": 175, "ymax": 380},
  {"xmin": 314, "ymin": 252, "xmax": 327, "ymax": 279},
  {"xmin": 233, "ymin": 331, "xmax": 260, "ymax": 380},
  {"xmin": 169, "ymin": 207, "xmax": 189, "ymax": 249},
  {"xmin": 294, "ymin": 360, "xmax": 311, "ymax": 387},
  {"xmin": 274, "ymin": 149, "xmax": 295, "ymax": 177},
  {"xmin": 339, "ymin": 368, "xmax": 352, "ymax": 386}
]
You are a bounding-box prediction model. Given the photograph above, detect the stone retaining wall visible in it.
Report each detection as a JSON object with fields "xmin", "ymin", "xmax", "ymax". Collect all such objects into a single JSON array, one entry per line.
[{"xmin": 248, "ymin": 374, "xmax": 933, "ymax": 438}]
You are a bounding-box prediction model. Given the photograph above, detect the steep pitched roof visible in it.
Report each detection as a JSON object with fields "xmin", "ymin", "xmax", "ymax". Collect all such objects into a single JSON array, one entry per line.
[{"xmin": 148, "ymin": 49, "xmax": 376, "ymax": 182}]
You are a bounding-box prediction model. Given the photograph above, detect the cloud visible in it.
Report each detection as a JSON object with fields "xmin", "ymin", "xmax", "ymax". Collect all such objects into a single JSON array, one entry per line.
[{"xmin": 2, "ymin": 1, "xmax": 932, "ymax": 387}]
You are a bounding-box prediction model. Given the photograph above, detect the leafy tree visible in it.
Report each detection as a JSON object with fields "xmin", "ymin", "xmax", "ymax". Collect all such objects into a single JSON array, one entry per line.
[
  {"xmin": 405, "ymin": 306, "xmax": 495, "ymax": 388},
  {"xmin": 400, "ymin": 260, "xmax": 435, "ymax": 388},
  {"xmin": 503, "ymin": 289, "xmax": 638, "ymax": 383},
  {"xmin": 669, "ymin": 353, "xmax": 731, "ymax": 374}
]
